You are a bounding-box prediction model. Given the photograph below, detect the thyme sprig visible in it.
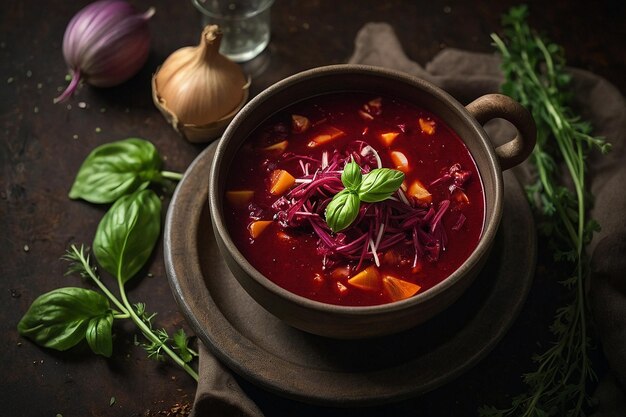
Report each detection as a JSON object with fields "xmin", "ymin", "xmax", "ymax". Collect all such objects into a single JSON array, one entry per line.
[
  {"xmin": 133, "ymin": 302, "xmax": 198, "ymax": 363},
  {"xmin": 64, "ymin": 244, "xmax": 199, "ymax": 380},
  {"xmin": 480, "ymin": 5, "xmax": 610, "ymax": 417}
]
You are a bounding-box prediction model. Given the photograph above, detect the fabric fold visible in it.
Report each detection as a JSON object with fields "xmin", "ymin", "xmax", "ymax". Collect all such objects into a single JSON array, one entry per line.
[{"xmin": 190, "ymin": 344, "xmax": 264, "ymax": 417}]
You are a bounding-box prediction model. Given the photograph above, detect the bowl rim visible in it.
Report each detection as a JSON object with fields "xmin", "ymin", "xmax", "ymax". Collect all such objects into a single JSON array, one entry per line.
[{"xmin": 209, "ymin": 64, "xmax": 503, "ymax": 316}]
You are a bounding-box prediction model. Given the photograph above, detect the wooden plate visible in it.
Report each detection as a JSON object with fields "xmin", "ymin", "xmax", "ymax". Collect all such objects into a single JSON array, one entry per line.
[{"xmin": 164, "ymin": 142, "xmax": 536, "ymax": 406}]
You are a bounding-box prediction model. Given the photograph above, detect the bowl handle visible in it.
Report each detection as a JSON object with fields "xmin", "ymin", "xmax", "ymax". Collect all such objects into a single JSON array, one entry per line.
[{"xmin": 466, "ymin": 94, "xmax": 536, "ymax": 171}]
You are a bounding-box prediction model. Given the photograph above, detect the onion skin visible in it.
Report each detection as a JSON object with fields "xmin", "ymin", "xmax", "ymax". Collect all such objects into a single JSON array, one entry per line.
[
  {"xmin": 55, "ymin": 0, "xmax": 154, "ymax": 103},
  {"xmin": 154, "ymin": 26, "xmax": 248, "ymax": 125}
]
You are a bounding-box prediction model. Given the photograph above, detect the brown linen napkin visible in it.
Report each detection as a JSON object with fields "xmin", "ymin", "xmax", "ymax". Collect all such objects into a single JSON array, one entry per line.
[
  {"xmin": 191, "ymin": 344, "xmax": 264, "ymax": 417},
  {"xmin": 190, "ymin": 21, "xmax": 626, "ymax": 416}
]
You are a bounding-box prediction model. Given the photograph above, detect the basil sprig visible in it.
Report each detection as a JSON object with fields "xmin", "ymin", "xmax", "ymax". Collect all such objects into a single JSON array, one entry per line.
[
  {"xmin": 17, "ymin": 287, "xmax": 113, "ymax": 356},
  {"xmin": 341, "ymin": 160, "xmax": 363, "ymax": 190},
  {"xmin": 69, "ymin": 138, "xmax": 182, "ymax": 204},
  {"xmin": 358, "ymin": 168, "xmax": 405, "ymax": 203},
  {"xmin": 325, "ymin": 189, "xmax": 361, "ymax": 232},
  {"xmin": 93, "ymin": 189, "xmax": 161, "ymax": 284},
  {"xmin": 325, "ymin": 160, "xmax": 404, "ymax": 232},
  {"xmin": 18, "ymin": 139, "xmax": 198, "ymax": 379},
  {"xmin": 85, "ymin": 313, "xmax": 114, "ymax": 357}
]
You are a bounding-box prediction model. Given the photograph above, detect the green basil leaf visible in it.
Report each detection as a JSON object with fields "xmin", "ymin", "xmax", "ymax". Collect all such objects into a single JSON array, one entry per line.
[
  {"xmin": 325, "ymin": 189, "xmax": 361, "ymax": 232},
  {"xmin": 17, "ymin": 287, "xmax": 110, "ymax": 351},
  {"xmin": 69, "ymin": 138, "xmax": 162, "ymax": 204},
  {"xmin": 93, "ymin": 189, "xmax": 161, "ymax": 283},
  {"xmin": 341, "ymin": 160, "xmax": 362, "ymax": 191},
  {"xmin": 358, "ymin": 168, "xmax": 405, "ymax": 203},
  {"xmin": 86, "ymin": 313, "xmax": 114, "ymax": 357}
]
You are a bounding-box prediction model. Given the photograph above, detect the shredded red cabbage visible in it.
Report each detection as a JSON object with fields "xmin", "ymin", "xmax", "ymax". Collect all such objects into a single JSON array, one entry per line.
[{"xmin": 262, "ymin": 141, "xmax": 472, "ymax": 271}]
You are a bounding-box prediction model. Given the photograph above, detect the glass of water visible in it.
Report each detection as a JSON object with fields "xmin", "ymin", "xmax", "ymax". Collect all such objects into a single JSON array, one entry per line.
[{"xmin": 192, "ymin": 0, "xmax": 274, "ymax": 62}]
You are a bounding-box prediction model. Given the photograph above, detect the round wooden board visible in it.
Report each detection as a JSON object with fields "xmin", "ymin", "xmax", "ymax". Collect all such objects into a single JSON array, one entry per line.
[{"xmin": 164, "ymin": 142, "xmax": 536, "ymax": 406}]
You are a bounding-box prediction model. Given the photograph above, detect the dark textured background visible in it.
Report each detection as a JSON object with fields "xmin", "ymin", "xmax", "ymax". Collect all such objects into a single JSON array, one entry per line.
[{"xmin": 1, "ymin": 0, "xmax": 624, "ymax": 416}]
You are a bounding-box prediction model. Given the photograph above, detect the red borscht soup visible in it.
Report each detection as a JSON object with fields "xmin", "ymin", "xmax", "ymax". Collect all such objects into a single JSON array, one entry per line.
[{"xmin": 223, "ymin": 93, "xmax": 485, "ymax": 306}]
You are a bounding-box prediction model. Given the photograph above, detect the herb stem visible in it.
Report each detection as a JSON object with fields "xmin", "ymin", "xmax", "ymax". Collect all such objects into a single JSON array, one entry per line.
[
  {"xmin": 161, "ymin": 170, "xmax": 183, "ymax": 181},
  {"xmin": 481, "ymin": 6, "xmax": 606, "ymax": 416},
  {"xmin": 533, "ymin": 146, "xmax": 579, "ymax": 245},
  {"xmin": 71, "ymin": 245, "xmax": 128, "ymax": 314},
  {"xmin": 117, "ymin": 280, "xmax": 199, "ymax": 381},
  {"xmin": 576, "ymin": 263, "xmax": 590, "ymax": 411}
]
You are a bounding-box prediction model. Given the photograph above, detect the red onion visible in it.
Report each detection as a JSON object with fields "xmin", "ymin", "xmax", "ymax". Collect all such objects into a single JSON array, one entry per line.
[{"xmin": 54, "ymin": 0, "xmax": 155, "ymax": 103}]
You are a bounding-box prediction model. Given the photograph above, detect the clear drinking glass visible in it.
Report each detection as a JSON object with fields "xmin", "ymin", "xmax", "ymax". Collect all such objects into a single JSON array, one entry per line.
[{"xmin": 192, "ymin": 0, "xmax": 274, "ymax": 62}]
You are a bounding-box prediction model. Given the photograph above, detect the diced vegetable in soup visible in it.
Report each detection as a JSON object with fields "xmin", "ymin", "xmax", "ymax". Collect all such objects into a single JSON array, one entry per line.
[{"xmin": 223, "ymin": 93, "xmax": 485, "ymax": 306}]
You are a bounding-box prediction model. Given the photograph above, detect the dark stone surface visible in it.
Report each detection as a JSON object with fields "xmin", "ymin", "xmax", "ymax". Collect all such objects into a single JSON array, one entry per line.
[{"xmin": 1, "ymin": 0, "xmax": 623, "ymax": 416}]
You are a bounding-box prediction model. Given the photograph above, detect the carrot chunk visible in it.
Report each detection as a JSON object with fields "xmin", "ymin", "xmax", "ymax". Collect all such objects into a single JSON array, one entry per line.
[
  {"xmin": 330, "ymin": 266, "xmax": 351, "ymax": 280},
  {"xmin": 419, "ymin": 118, "xmax": 436, "ymax": 135},
  {"xmin": 382, "ymin": 275, "xmax": 421, "ymax": 302},
  {"xmin": 291, "ymin": 114, "xmax": 310, "ymax": 133},
  {"xmin": 312, "ymin": 273, "xmax": 324, "ymax": 291},
  {"xmin": 269, "ymin": 169, "xmax": 296, "ymax": 195},
  {"xmin": 379, "ymin": 132, "xmax": 399, "ymax": 147},
  {"xmin": 226, "ymin": 190, "xmax": 254, "ymax": 208},
  {"xmin": 367, "ymin": 97, "xmax": 382, "ymax": 114},
  {"xmin": 407, "ymin": 179, "xmax": 432, "ymax": 204},
  {"xmin": 307, "ymin": 126, "xmax": 345, "ymax": 147},
  {"xmin": 347, "ymin": 265, "xmax": 380, "ymax": 291},
  {"xmin": 335, "ymin": 281, "xmax": 349, "ymax": 296},
  {"xmin": 308, "ymin": 134, "xmax": 331, "ymax": 147},
  {"xmin": 453, "ymin": 189, "xmax": 470, "ymax": 204},
  {"xmin": 358, "ymin": 109, "xmax": 374, "ymax": 121},
  {"xmin": 248, "ymin": 220, "xmax": 272, "ymax": 238},
  {"xmin": 390, "ymin": 151, "xmax": 410, "ymax": 173},
  {"xmin": 382, "ymin": 250, "xmax": 401, "ymax": 266},
  {"xmin": 262, "ymin": 140, "xmax": 288, "ymax": 153},
  {"xmin": 276, "ymin": 231, "xmax": 293, "ymax": 242}
]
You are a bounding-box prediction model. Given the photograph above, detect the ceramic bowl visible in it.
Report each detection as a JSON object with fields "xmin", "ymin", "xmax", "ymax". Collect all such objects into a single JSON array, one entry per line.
[{"xmin": 208, "ymin": 64, "xmax": 535, "ymax": 339}]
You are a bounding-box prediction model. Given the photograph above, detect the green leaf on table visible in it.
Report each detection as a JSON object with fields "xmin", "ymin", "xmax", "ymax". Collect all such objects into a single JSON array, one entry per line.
[
  {"xmin": 69, "ymin": 138, "xmax": 162, "ymax": 204},
  {"xmin": 325, "ymin": 189, "xmax": 360, "ymax": 233},
  {"xmin": 86, "ymin": 313, "xmax": 114, "ymax": 357},
  {"xmin": 357, "ymin": 168, "xmax": 405, "ymax": 203},
  {"xmin": 17, "ymin": 287, "xmax": 110, "ymax": 351},
  {"xmin": 93, "ymin": 189, "xmax": 161, "ymax": 283}
]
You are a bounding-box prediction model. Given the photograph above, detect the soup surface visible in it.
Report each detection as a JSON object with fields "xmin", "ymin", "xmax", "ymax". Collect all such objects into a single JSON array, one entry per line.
[{"xmin": 224, "ymin": 93, "xmax": 485, "ymax": 306}]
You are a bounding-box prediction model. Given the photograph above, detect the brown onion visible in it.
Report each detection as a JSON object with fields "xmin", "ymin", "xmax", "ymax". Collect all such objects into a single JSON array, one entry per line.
[{"xmin": 152, "ymin": 25, "xmax": 250, "ymax": 142}]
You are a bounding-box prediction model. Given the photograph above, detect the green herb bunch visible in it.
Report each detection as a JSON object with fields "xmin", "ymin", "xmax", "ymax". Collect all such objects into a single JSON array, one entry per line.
[
  {"xmin": 18, "ymin": 138, "xmax": 198, "ymax": 381},
  {"xmin": 480, "ymin": 6, "xmax": 610, "ymax": 417}
]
